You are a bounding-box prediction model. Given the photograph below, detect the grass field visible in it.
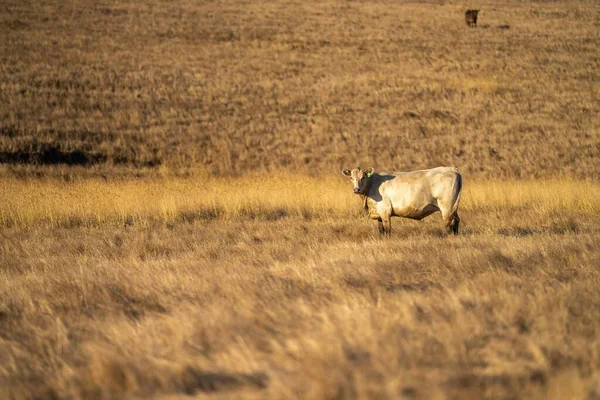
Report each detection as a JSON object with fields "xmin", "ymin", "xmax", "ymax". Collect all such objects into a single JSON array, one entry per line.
[
  {"xmin": 2, "ymin": 178, "xmax": 600, "ymax": 399},
  {"xmin": 2, "ymin": 176, "xmax": 599, "ymax": 229},
  {"xmin": 2, "ymin": 0, "xmax": 600, "ymax": 398},
  {"xmin": 1, "ymin": 0, "xmax": 599, "ymax": 178}
]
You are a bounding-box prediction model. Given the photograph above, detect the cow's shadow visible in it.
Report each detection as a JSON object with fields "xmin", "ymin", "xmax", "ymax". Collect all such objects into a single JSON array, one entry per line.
[{"xmin": 367, "ymin": 175, "xmax": 396, "ymax": 202}]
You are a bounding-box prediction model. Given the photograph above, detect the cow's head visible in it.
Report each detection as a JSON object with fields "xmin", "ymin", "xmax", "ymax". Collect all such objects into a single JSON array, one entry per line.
[{"xmin": 342, "ymin": 167, "xmax": 374, "ymax": 195}]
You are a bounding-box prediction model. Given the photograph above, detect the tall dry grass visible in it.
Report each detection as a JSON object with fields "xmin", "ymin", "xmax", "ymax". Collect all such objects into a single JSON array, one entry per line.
[
  {"xmin": 2, "ymin": 176, "xmax": 600, "ymax": 228},
  {"xmin": 2, "ymin": 0, "xmax": 600, "ymax": 398},
  {"xmin": 2, "ymin": 180, "xmax": 600, "ymax": 398},
  {"xmin": 0, "ymin": 174, "xmax": 355, "ymax": 228}
]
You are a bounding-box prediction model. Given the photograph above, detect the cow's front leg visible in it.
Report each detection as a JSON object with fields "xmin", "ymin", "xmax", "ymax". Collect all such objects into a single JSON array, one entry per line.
[
  {"xmin": 382, "ymin": 215, "xmax": 392, "ymax": 237},
  {"xmin": 377, "ymin": 211, "xmax": 392, "ymax": 237},
  {"xmin": 377, "ymin": 202, "xmax": 393, "ymax": 237}
]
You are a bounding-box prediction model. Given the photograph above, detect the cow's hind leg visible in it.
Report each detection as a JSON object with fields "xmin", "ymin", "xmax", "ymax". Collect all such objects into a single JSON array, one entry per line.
[
  {"xmin": 445, "ymin": 212, "xmax": 460, "ymax": 235},
  {"xmin": 440, "ymin": 203, "xmax": 460, "ymax": 235}
]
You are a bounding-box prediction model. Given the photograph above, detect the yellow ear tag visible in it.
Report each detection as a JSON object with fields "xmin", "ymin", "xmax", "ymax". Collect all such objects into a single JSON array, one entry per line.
[{"xmin": 367, "ymin": 173, "xmax": 372, "ymax": 177}]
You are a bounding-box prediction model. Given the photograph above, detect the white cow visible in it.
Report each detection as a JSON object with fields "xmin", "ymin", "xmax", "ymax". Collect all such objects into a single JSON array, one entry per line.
[{"xmin": 342, "ymin": 166, "xmax": 462, "ymax": 236}]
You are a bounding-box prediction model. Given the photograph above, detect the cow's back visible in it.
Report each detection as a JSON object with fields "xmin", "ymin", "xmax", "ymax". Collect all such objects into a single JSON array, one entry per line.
[
  {"xmin": 381, "ymin": 167, "xmax": 458, "ymax": 195},
  {"xmin": 374, "ymin": 167, "xmax": 461, "ymax": 218}
]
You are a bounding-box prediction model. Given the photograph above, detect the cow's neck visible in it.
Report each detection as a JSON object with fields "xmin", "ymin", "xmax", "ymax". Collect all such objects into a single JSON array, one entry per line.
[{"xmin": 361, "ymin": 177, "xmax": 372, "ymax": 210}]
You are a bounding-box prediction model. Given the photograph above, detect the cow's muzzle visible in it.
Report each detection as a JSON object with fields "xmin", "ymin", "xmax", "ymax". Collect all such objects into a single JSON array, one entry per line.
[{"xmin": 353, "ymin": 188, "xmax": 361, "ymax": 194}]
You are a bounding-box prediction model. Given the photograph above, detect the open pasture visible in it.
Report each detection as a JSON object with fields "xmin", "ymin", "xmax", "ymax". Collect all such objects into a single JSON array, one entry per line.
[
  {"xmin": 2, "ymin": 178, "xmax": 600, "ymax": 399},
  {"xmin": 1, "ymin": 0, "xmax": 599, "ymax": 178},
  {"xmin": 2, "ymin": 0, "xmax": 600, "ymax": 398}
]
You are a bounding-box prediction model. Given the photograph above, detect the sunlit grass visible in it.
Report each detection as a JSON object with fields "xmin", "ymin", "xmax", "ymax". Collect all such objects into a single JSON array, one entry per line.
[
  {"xmin": 2, "ymin": 175, "xmax": 599, "ymax": 228},
  {"xmin": 464, "ymin": 179, "xmax": 600, "ymax": 214},
  {"xmin": 0, "ymin": 175, "xmax": 355, "ymax": 228}
]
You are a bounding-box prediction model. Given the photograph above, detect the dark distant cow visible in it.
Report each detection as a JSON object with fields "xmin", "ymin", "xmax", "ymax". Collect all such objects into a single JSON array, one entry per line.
[
  {"xmin": 342, "ymin": 167, "xmax": 462, "ymax": 236},
  {"xmin": 465, "ymin": 9, "xmax": 479, "ymax": 27}
]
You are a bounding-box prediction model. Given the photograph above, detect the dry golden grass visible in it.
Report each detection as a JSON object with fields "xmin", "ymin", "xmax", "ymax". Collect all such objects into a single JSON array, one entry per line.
[
  {"xmin": 2, "ymin": 0, "xmax": 600, "ymax": 398},
  {"xmin": 2, "ymin": 176, "xmax": 600, "ymax": 399},
  {"xmin": 0, "ymin": 174, "xmax": 357, "ymax": 228},
  {"xmin": 1, "ymin": 0, "xmax": 599, "ymax": 178},
  {"xmin": 2, "ymin": 176, "xmax": 599, "ymax": 229}
]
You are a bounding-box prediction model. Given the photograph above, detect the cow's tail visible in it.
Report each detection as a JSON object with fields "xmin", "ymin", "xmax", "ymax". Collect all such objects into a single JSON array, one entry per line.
[{"xmin": 450, "ymin": 169, "xmax": 462, "ymax": 216}]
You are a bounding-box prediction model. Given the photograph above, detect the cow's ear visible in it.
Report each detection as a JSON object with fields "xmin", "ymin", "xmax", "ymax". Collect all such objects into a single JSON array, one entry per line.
[
  {"xmin": 365, "ymin": 167, "xmax": 374, "ymax": 175},
  {"xmin": 342, "ymin": 169, "xmax": 352, "ymax": 177}
]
